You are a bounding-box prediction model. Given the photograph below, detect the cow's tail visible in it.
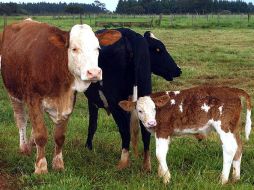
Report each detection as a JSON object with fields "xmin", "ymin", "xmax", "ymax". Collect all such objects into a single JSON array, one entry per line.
[
  {"xmin": 230, "ymin": 87, "xmax": 252, "ymax": 140},
  {"xmin": 130, "ymin": 85, "xmax": 139, "ymax": 157}
]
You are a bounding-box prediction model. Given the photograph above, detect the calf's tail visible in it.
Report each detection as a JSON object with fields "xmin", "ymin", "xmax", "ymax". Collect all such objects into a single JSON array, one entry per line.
[
  {"xmin": 230, "ymin": 87, "xmax": 252, "ymax": 140},
  {"xmin": 130, "ymin": 85, "xmax": 139, "ymax": 157}
]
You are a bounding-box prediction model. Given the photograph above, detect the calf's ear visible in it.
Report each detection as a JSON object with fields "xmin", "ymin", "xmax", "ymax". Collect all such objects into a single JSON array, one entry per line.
[
  {"xmin": 96, "ymin": 30, "xmax": 122, "ymax": 46},
  {"xmin": 152, "ymin": 95, "xmax": 170, "ymax": 108},
  {"xmin": 48, "ymin": 32, "xmax": 69, "ymax": 49},
  {"xmin": 118, "ymin": 101, "xmax": 136, "ymax": 112}
]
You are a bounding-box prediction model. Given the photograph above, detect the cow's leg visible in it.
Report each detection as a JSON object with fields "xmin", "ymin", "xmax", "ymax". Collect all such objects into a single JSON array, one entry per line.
[
  {"xmin": 27, "ymin": 99, "xmax": 48, "ymax": 174},
  {"xmin": 156, "ymin": 135, "xmax": 171, "ymax": 184},
  {"xmin": 140, "ymin": 122, "xmax": 151, "ymax": 172},
  {"xmin": 10, "ymin": 96, "xmax": 31, "ymax": 155},
  {"xmin": 232, "ymin": 133, "xmax": 242, "ymax": 182},
  {"xmin": 52, "ymin": 119, "xmax": 68, "ymax": 171},
  {"xmin": 218, "ymin": 131, "xmax": 238, "ymax": 184},
  {"xmin": 110, "ymin": 105, "xmax": 131, "ymax": 170},
  {"xmin": 85, "ymin": 100, "xmax": 99, "ymax": 150}
]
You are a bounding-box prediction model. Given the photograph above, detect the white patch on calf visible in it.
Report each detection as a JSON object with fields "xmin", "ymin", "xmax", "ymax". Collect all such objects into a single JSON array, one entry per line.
[
  {"xmin": 174, "ymin": 122, "xmax": 212, "ymax": 135},
  {"xmin": 201, "ymin": 103, "xmax": 210, "ymax": 112},
  {"xmin": 155, "ymin": 134, "xmax": 171, "ymax": 183},
  {"xmin": 179, "ymin": 102, "xmax": 183, "ymax": 113},
  {"xmin": 166, "ymin": 91, "xmax": 169, "ymax": 95},
  {"xmin": 219, "ymin": 106, "xmax": 223, "ymax": 115},
  {"xmin": 68, "ymin": 24, "xmax": 101, "ymax": 84},
  {"xmin": 170, "ymin": 99, "xmax": 175, "ymax": 105},
  {"xmin": 174, "ymin": 91, "xmax": 180, "ymax": 95},
  {"xmin": 212, "ymin": 119, "xmax": 237, "ymax": 184}
]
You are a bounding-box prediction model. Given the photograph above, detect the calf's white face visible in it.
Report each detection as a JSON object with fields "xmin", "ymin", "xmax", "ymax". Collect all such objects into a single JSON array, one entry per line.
[
  {"xmin": 136, "ymin": 96, "xmax": 157, "ymax": 128},
  {"xmin": 68, "ymin": 24, "xmax": 102, "ymax": 82}
]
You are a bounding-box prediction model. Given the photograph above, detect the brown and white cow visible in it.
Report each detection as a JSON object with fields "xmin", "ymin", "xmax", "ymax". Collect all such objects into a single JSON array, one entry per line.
[
  {"xmin": 1, "ymin": 19, "xmax": 121, "ymax": 174},
  {"xmin": 119, "ymin": 86, "xmax": 252, "ymax": 184}
]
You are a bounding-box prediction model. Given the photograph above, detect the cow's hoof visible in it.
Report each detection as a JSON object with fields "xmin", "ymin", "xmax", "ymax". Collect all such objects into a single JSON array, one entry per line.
[
  {"xmin": 34, "ymin": 158, "xmax": 48, "ymax": 174},
  {"xmin": 52, "ymin": 153, "xmax": 64, "ymax": 171},
  {"xmin": 85, "ymin": 141, "xmax": 93, "ymax": 150},
  {"xmin": 163, "ymin": 171, "xmax": 171, "ymax": 184},
  {"xmin": 117, "ymin": 149, "xmax": 130, "ymax": 170},
  {"xmin": 19, "ymin": 144, "xmax": 32, "ymax": 156},
  {"xmin": 220, "ymin": 175, "xmax": 228, "ymax": 185}
]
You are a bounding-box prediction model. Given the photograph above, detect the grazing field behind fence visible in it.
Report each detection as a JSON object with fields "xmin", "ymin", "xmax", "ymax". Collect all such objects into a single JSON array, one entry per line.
[{"xmin": 0, "ymin": 16, "xmax": 254, "ymax": 189}]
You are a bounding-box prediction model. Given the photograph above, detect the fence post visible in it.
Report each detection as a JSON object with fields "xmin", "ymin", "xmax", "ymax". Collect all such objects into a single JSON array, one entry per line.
[
  {"xmin": 159, "ymin": 13, "xmax": 162, "ymax": 27},
  {"xmin": 79, "ymin": 14, "xmax": 83, "ymax": 24},
  {"xmin": 4, "ymin": 14, "xmax": 7, "ymax": 29},
  {"xmin": 248, "ymin": 13, "xmax": 250, "ymax": 23}
]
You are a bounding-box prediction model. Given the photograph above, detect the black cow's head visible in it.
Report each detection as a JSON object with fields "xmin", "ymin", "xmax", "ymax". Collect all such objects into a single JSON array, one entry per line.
[{"xmin": 144, "ymin": 31, "xmax": 181, "ymax": 81}]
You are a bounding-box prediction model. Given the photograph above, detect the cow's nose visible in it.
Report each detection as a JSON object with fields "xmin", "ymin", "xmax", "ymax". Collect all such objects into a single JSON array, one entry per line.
[
  {"xmin": 87, "ymin": 68, "xmax": 102, "ymax": 81},
  {"xmin": 147, "ymin": 120, "xmax": 157, "ymax": 127}
]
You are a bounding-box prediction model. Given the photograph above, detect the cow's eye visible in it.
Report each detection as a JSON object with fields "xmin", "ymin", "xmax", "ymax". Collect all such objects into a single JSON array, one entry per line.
[
  {"xmin": 156, "ymin": 48, "xmax": 160, "ymax": 52},
  {"xmin": 138, "ymin": 110, "xmax": 143, "ymax": 114},
  {"xmin": 72, "ymin": 48, "xmax": 78, "ymax": 52}
]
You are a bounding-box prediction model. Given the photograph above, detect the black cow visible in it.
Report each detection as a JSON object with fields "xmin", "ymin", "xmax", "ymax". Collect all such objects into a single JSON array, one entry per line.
[{"xmin": 84, "ymin": 28, "xmax": 181, "ymax": 170}]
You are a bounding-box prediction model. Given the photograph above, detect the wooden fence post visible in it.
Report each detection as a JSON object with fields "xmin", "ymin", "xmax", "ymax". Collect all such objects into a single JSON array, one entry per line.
[
  {"xmin": 248, "ymin": 13, "xmax": 250, "ymax": 23},
  {"xmin": 79, "ymin": 14, "xmax": 83, "ymax": 24},
  {"xmin": 4, "ymin": 14, "xmax": 7, "ymax": 29},
  {"xmin": 159, "ymin": 13, "xmax": 162, "ymax": 27}
]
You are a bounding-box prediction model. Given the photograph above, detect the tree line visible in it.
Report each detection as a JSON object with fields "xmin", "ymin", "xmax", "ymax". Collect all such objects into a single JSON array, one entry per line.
[
  {"xmin": 0, "ymin": 1, "xmax": 107, "ymax": 15},
  {"xmin": 116, "ymin": 0, "xmax": 254, "ymax": 14}
]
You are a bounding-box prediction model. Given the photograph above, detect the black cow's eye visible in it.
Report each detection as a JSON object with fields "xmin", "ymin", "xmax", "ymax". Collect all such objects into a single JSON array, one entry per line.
[{"xmin": 156, "ymin": 48, "xmax": 160, "ymax": 52}]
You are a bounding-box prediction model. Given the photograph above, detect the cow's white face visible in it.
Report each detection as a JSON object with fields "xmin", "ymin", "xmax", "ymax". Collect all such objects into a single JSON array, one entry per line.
[
  {"xmin": 136, "ymin": 96, "xmax": 157, "ymax": 129},
  {"xmin": 68, "ymin": 24, "xmax": 102, "ymax": 82}
]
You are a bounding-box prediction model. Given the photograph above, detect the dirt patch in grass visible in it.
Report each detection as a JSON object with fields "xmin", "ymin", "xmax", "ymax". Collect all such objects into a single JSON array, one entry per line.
[{"xmin": 0, "ymin": 173, "xmax": 18, "ymax": 190}]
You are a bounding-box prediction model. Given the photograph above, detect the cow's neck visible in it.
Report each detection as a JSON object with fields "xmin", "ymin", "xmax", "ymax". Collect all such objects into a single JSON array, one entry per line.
[{"xmin": 72, "ymin": 76, "xmax": 91, "ymax": 92}]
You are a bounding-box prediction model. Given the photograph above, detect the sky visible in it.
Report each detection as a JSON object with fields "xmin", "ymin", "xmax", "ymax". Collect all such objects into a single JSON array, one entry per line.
[{"xmin": 0, "ymin": 0, "xmax": 253, "ymax": 12}]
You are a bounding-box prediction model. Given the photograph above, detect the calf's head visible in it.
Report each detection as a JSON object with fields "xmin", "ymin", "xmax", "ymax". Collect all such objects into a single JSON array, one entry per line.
[
  {"xmin": 119, "ymin": 95, "xmax": 170, "ymax": 130},
  {"xmin": 144, "ymin": 31, "xmax": 181, "ymax": 81}
]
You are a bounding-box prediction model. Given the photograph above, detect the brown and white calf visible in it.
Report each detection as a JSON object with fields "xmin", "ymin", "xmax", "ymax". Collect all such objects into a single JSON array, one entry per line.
[
  {"xmin": 119, "ymin": 86, "xmax": 252, "ymax": 184},
  {"xmin": 1, "ymin": 19, "xmax": 121, "ymax": 174}
]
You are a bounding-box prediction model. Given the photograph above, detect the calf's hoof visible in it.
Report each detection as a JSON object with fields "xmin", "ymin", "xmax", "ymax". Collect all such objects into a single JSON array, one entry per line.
[
  {"xmin": 142, "ymin": 152, "xmax": 151, "ymax": 172},
  {"xmin": 19, "ymin": 144, "xmax": 32, "ymax": 156},
  {"xmin": 52, "ymin": 153, "xmax": 64, "ymax": 171},
  {"xmin": 220, "ymin": 175, "xmax": 228, "ymax": 185},
  {"xmin": 163, "ymin": 171, "xmax": 171, "ymax": 184},
  {"xmin": 117, "ymin": 149, "xmax": 130, "ymax": 170},
  {"xmin": 34, "ymin": 158, "xmax": 48, "ymax": 174},
  {"xmin": 143, "ymin": 162, "xmax": 151, "ymax": 173}
]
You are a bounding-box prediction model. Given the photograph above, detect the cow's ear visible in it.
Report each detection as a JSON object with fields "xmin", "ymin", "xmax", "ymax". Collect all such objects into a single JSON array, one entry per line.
[
  {"xmin": 48, "ymin": 32, "xmax": 69, "ymax": 49},
  {"xmin": 118, "ymin": 100, "xmax": 136, "ymax": 112},
  {"xmin": 152, "ymin": 95, "xmax": 170, "ymax": 108},
  {"xmin": 96, "ymin": 30, "xmax": 122, "ymax": 46}
]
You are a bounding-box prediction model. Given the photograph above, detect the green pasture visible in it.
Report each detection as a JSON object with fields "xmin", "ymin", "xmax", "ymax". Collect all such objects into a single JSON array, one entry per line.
[{"xmin": 0, "ymin": 16, "xmax": 254, "ymax": 189}]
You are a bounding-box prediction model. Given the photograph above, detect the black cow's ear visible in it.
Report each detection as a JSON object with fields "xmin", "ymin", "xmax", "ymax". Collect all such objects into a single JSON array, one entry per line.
[{"xmin": 144, "ymin": 31, "xmax": 151, "ymax": 38}]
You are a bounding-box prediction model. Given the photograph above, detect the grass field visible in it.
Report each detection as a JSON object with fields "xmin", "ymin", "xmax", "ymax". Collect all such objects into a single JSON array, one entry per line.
[{"xmin": 0, "ymin": 16, "xmax": 254, "ymax": 189}]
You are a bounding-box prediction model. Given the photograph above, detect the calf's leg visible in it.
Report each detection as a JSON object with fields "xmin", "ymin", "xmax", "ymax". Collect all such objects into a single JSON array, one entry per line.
[
  {"xmin": 232, "ymin": 133, "xmax": 242, "ymax": 182},
  {"xmin": 140, "ymin": 123, "xmax": 151, "ymax": 172},
  {"xmin": 28, "ymin": 99, "xmax": 48, "ymax": 174},
  {"xmin": 155, "ymin": 135, "xmax": 171, "ymax": 184},
  {"xmin": 215, "ymin": 124, "xmax": 238, "ymax": 184},
  {"xmin": 10, "ymin": 96, "xmax": 31, "ymax": 155}
]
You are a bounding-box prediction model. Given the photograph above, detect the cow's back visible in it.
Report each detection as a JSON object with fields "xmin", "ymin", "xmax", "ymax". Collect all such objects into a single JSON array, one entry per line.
[{"xmin": 1, "ymin": 21, "xmax": 73, "ymax": 100}]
